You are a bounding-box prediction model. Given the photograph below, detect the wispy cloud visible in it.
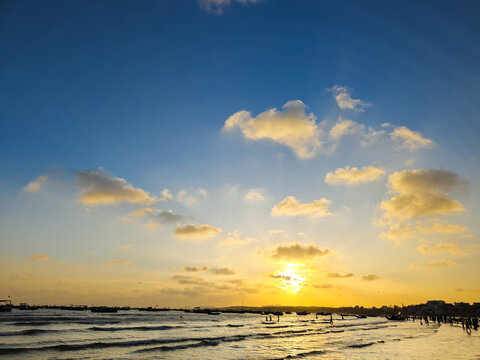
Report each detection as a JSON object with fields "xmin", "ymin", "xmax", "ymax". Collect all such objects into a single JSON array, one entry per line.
[
  {"xmin": 183, "ymin": 266, "xmax": 209, "ymax": 273},
  {"xmin": 244, "ymin": 188, "xmax": 266, "ymax": 202},
  {"xmin": 329, "ymin": 85, "xmax": 371, "ymax": 112},
  {"xmin": 109, "ymin": 259, "xmax": 133, "ymax": 265},
  {"xmin": 220, "ymin": 231, "xmax": 255, "ymax": 246},
  {"xmin": 210, "ymin": 267, "xmax": 236, "ymax": 275},
  {"xmin": 326, "ymin": 272, "xmax": 354, "ymax": 278},
  {"xmin": 176, "ymin": 188, "xmax": 208, "ymax": 206},
  {"xmin": 24, "ymin": 175, "xmax": 48, "ymax": 193},
  {"xmin": 417, "ymin": 243, "xmax": 468, "ymax": 255},
  {"xmin": 28, "ymin": 253, "xmax": 50, "ymax": 261},
  {"xmin": 199, "ymin": 0, "xmax": 259, "ymax": 15},
  {"xmin": 390, "ymin": 126, "xmax": 434, "ymax": 151},
  {"xmin": 411, "ymin": 259, "xmax": 456, "ymax": 268}
]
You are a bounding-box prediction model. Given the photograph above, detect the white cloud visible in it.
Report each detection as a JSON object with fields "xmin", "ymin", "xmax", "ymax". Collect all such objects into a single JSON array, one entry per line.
[
  {"xmin": 176, "ymin": 188, "xmax": 208, "ymax": 206},
  {"xmin": 325, "ymin": 165, "xmax": 385, "ymax": 185},
  {"xmin": 24, "ymin": 175, "xmax": 48, "ymax": 193},
  {"xmin": 390, "ymin": 126, "xmax": 434, "ymax": 151},
  {"xmin": 223, "ymin": 100, "xmax": 322, "ymax": 159},
  {"xmin": 160, "ymin": 189, "xmax": 173, "ymax": 201},
  {"xmin": 329, "ymin": 85, "xmax": 371, "ymax": 112},
  {"xmin": 76, "ymin": 169, "xmax": 155, "ymax": 205},
  {"xmin": 244, "ymin": 188, "xmax": 266, "ymax": 201},
  {"xmin": 174, "ymin": 224, "xmax": 222, "ymax": 240},
  {"xmin": 329, "ymin": 118, "xmax": 365, "ymax": 141},
  {"xmin": 271, "ymin": 196, "xmax": 332, "ymax": 218}
]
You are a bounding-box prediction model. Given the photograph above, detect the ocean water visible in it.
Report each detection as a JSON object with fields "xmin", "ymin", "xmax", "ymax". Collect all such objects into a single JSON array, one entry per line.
[{"xmin": 0, "ymin": 309, "xmax": 479, "ymax": 359}]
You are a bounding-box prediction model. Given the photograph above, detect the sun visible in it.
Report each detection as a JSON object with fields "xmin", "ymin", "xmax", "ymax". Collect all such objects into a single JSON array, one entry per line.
[{"xmin": 275, "ymin": 264, "xmax": 306, "ymax": 293}]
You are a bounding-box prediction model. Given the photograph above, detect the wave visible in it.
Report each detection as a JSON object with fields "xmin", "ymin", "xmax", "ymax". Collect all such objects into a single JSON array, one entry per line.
[
  {"xmin": 11, "ymin": 320, "xmax": 121, "ymax": 326},
  {"xmin": 0, "ymin": 329, "xmax": 60, "ymax": 336},
  {"xmin": 88, "ymin": 325, "xmax": 182, "ymax": 332},
  {"xmin": 283, "ymin": 350, "xmax": 327, "ymax": 359},
  {"xmin": 226, "ymin": 324, "xmax": 244, "ymax": 327},
  {"xmin": 347, "ymin": 340, "xmax": 384, "ymax": 349}
]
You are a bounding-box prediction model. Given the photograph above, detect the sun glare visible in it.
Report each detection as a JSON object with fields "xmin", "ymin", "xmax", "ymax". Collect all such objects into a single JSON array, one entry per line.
[{"xmin": 276, "ymin": 264, "xmax": 305, "ymax": 293}]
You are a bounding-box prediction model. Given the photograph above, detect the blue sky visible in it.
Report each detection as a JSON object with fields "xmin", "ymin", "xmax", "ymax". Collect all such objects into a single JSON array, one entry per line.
[{"xmin": 0, "ymin": 0, "xmax": 479, "ymax": 306}]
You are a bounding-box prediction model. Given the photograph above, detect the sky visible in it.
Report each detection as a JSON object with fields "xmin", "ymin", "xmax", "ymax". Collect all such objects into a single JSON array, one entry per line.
[{"xmin": 0, "ymin": 0, "xmax": 479, "ymax": 307}]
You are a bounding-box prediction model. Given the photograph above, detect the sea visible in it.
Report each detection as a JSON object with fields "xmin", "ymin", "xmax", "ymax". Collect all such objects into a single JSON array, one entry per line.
[{"xmin": 0, "ymin": 309, "xmax": 479, "ymax": 359}]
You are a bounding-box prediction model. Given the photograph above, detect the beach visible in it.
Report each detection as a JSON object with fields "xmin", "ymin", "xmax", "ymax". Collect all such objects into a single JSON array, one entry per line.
[{"xmin": 1, "ymin": 309, "xmax": 479, "ymax": 359}]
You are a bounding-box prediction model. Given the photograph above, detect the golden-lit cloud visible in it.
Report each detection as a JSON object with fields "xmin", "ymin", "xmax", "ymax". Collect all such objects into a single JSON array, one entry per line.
[
  {"xmin": 313, "ymin": 283, "xmax": 334, "ymax": 289},
  {"xmin": 220, "ymin": 231, "xmax": 255, "ymax": 246},
  {"xmin": 76, "ymin": 169, "xmax": 155, "ymax": 205},
  {"xmin": 361, "ymin": 274, "xmax": 381, "ymax": 281},
  {"xmin": 171, "ymin": 274, "xmax": 206, "ymax": 285},
  {"xmin": 271, "ymin": 196, "xmax": 332, "ymax": 218},
  {"xmin": 329, "ymin": 85, "xmax": 371, "ymax": 112},
  {"xmin": 223, "ymin": 100, "xmax": 322, "ymax": 158},
  {"xmin": 325, "ymin": 165, "xmax": 385, "ymax": 185},
  {"xmin": 210, "ymin": 267, "xmax": 235, "ymax": 275},
  {"xmin": 244, "ymin": 188, "xmax": 266, "ymax": 201},
  {"xmin": 417, "ymin": 243, "xmax": 468, "ymax": 255},
  {"xmin": 109, "ymin": 259, "xmax": 133, "ymax": 265},
  {"xmin": 381, "ymin": 169, "xmax": 466, "ymax": 221},
  {"xmin": 182, "ymin": 266, "xmax": 209, "ymax": 273},
  {"xmin": 174, "ymin": 224, "xmax": 222, "ymax": 240},
  {"xmin": 379, "ymin": 223, "xmax": 417, "ymax": 243},
  {"xmin": 28, "ymin": 253, "xmax": 50, "ymax": 261},
  {"xmin": 159, "ymin": 189, "xmax": 173, "ymax": 201},
  {"xmin": 329, "ymin": 118, "xmax": 365, "ymax": 141},
  {"xmin": 326, "ymin": 272, "xmax": 354, "ymax": 278},
  {"xmin": 265, "ymin": 242, "xmax": 330, "ymax": 261},
  {"xmin": 125, "ymin": 208, "xmax": 190, "ymax": 226},
  {"xmin": 24, "ymin": 175, "xmax": 48, "ymax": 193},
  {"xmin": 390, "ymin": 126, "xmax": 434, "ymax": 151},
  {"xmin": 411, "ymin": 259, "xmax": 456, "ymax": 268},
  {"xmin": 416, "ymin": 221, "xmax": 468, "ymax": 234}
]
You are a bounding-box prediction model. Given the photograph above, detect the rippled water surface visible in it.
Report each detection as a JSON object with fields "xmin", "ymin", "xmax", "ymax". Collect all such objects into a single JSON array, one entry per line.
[{"xmin": 1, "ymin": 309, "xmax": 479, "ymax": 359}]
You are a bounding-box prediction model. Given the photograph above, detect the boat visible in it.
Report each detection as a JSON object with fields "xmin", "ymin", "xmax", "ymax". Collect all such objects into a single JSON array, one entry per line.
[{"xmin": 386, "ymin": 314, "xmax": 406, "ymax": 321}]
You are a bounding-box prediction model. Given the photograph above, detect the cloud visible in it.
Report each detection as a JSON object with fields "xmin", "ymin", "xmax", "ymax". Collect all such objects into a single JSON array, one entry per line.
[
  {"xmin": 176, "ymin": 188, "xmax": 207, "ymax": 206},
  {"xmin": 411, "ymin": 259, "xmax": 456, "ymax": 268},
  {"xmin": 325, "ymin": 166, "xmax": 385, "ymax": 185},
  {"xmin": 417, "ymin": 243, "xmax": 468, "ymax": 255},
  {"xmin": 379, "ymin": 223, "xmax": 417, "ymax": 243},
  {"xmin": 390, "ymin": 126, "xmax": 434, "ymax": 151},
  {"xmin": 223, "ymin": 100, "xmax": 322, "ymax": 158},
  {"xmin": 329, "ymin": 118, "xmax": 365, "ymax": 141},
  {"xmin": 171, "ymin": 274, "xmax": 207, "ymax": 285},
  {"xmin": 220, "ymin": 231, "xmax": 255, "ymax": 246},
  {"xmin": 183, "ymin": 266, "xmax": 209, "ymax": 273},
  {"xmin": 266, "ymin": 242, "xmax": 330, "ymax": 261},
  {"xmin": 109, "ymin": 259, "xmax": 133, "ymax": 265},
  {"xmin": 28, "ymin": 253, "xmax": 50, "ymax": 261},
  {"xmin": 199, "ymin": 0, "xmax": 258, "ymax": 15},
  {"xmin": 24, "ymin": 175, "xmax": 48, "ymax": 193},
  {"xmin": 329, "ymin": 85, "xmax": 371, "ymax": 112},
  {"xmin": 76, "ymin": 169, "xmax": 155, "ymax": 205},
  {"xmin": 125, "ymin": 208, "xmax": 190, "ymax": 226},
  {"xmin": 210, "ymin": 267, "xmax": 236, "ymax": 275},
  {"xmin": 160, "ymin": 189, "xmax": 173, "ymax": 201},
  {"xmin": 174, "ymin": 224, "xmax": 222, "ymax": 240},
  {"xmin": 326, "ymin": 272, "xmax": 354, "ymax": 278},
  {"xmin": 416, "ymin": 221, "xmax": 468, "ymax": 234},
  {"xmin": 361, "ymin": 274, "xmax": 381, "ymax": 281},
  {"xmin": 244, "ymin": 188, "xmax": 266, "ymax": 201},
  {"xmin": 271, "ymin": 196, "xmax": 332, "ymax": 218},
  {"xmin": 380, "ymin": 169, "xmax": 466, "ymax": 221},
  {"xmin": 118, "ymin": 244, "xmax": 133, "ymax": 250},
  {"xmin": 313, "ymin": 284, "xmax": 334, "ymax": 289}
]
